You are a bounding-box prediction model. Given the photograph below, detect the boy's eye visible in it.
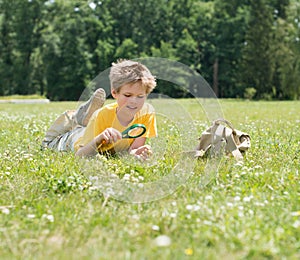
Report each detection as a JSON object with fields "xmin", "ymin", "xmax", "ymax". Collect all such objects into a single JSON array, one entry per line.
[{"xmin": 123, "ymin": 94, "xmax": 145, "ymax": 98}]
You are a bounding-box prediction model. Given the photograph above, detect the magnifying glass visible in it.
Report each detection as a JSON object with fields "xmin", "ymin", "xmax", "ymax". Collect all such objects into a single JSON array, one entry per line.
[
  {"xmin": 98, "ymin": 123, "xmax": 147, "ymax": 149},
  {"xmin": 121, "ymin": 123, "xmax": 146, "ymax": 139}
]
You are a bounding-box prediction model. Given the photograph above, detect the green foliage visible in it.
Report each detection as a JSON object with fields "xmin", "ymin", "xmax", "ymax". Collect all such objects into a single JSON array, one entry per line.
[
  {"xmin": 214, "ymin": 0, "xmax": 250, "ymax": 97},
  {"xmin": 150, "ymin": 41, "xmax": 178, "ymax": 60},
  {"xmin": 240, "ymin": 0, "xmax": 275, "ymax": 99},
  {"xmin": 175, "ymin": 29, "xmax": 198, "ymax": 65},
  {"xmin": 244, "ymin": 87, "xmax": 257, "ymax": 100},
  {"xmin": 0, "ymin": 0, "xmax": 299, "ymax": 100},
  {"xmin": 272, "ymin": 1, "xmax": 300, "ymax": 100},
  {"xmin": 0, "ymin": 100, "xmax": 299, "ymax": 259},
  {"xmin": 115, "ymin": 39, "xmax": 139, "ymax": 59}
]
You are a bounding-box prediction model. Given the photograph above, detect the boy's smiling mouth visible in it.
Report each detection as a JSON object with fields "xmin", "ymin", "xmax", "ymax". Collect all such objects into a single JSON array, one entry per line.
[{"xmin": 126, "ymin": 105, "xmax": 138, "ymax": 110}]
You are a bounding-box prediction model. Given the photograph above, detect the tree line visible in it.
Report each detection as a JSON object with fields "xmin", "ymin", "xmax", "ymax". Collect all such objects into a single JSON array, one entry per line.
[{"xmin": 0, "ymin": 0, "xmax": 299, "ymax": 100}]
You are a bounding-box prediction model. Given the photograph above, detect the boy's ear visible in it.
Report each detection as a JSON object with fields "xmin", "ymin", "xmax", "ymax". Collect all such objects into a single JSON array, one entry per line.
[{"xmin": 111, "ymin": 89, "xmax": 117, "ymax": 99}]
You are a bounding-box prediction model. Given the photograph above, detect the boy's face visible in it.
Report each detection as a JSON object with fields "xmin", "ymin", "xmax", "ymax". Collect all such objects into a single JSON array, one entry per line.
[{"xmin": 111, "ymin": 81, "xmax": 147, "ymax": 119}]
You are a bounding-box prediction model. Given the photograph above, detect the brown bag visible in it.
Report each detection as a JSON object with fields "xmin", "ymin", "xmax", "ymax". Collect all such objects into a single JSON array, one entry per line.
[{"xmin": 195, "ymin": 119, "xmax": 251, "ymax": 161}]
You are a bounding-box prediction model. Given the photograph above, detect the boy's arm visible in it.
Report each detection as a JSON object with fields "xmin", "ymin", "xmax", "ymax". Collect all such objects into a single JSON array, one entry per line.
[
  {"xmin": 75, "ymin": 128, "xmax": 121, "ymax": 157},
  {"xmin": 75, "ymin": 138, "xmax": 101, "ymax": 157}
]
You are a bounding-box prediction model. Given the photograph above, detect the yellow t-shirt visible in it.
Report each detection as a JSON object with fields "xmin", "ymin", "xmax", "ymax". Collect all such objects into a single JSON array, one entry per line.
[{"xmin": 74, "ymin": 102, "xmax": 157, "ymax": 154}]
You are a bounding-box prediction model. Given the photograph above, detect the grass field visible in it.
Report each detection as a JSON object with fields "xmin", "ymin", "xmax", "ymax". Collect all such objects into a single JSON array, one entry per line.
[{"xmin": 0, "ymin": 99, "xmax": 299, "ymax": 259}]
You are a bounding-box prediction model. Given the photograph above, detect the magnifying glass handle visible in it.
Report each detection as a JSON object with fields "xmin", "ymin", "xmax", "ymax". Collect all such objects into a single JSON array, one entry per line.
[{"xmin": 97, "ymin": 139, "xmax": 106, "ymax": 149}]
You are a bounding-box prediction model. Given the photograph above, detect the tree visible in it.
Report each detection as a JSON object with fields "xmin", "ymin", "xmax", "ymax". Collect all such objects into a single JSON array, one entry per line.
[
  {"xmin": 41, "ymin": 0, "xmax": 93, "ymax": 100},
  {"xmin": 0, "ymin": 0, "xmax": 299, "ymax": 100},
  {"xmin": 240, "ymin": 0, "xmax": 275, "ymax": 99},
  {"xmin": 272, "ymin": 0, "xmax": 300, "ymax": 99},
  {"xmin": 212, "ymin": 0, "xmax": 249, "ymax": 98},
  {"xmin": 12, "ymin": 0, "xmax": 45, "ymax": 95},
  {"xmin": 114, "ymin": 39, "xmax": 139, "ymax": 60},
  {"xmin": 188, "ymin": 1, "xmax": 215, "ymax": 89},
  {"xmin": 0, "ymin": 0, "xmax": 15, "ymax": 95}
]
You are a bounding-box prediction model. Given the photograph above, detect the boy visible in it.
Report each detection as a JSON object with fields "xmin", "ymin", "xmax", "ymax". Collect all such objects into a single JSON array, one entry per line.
[{"xmin": 42, "ymin": 59, "xmax": 157, "ymax": 160}]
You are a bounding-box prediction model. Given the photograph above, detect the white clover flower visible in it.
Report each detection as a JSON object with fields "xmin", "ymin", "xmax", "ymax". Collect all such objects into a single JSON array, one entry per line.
[
  {"xmin": 227, "ymin": 202, "xmax": 234, "ymax": 207},
  {"xmin": 122, "ymin": 174, "xmax": 131, "ymax": 181},
  {"xmin": 291, "ymin": 211, "xmax": 300, "ymax": 217},
  {"xmin": 205, "ymin": 195, "xmax": 213, "ymax": 200},
  {"xmin": 42, "ymin": 214, "xmax": 54, "ymax": 222},
  {"xmin": 170, "ymin": 213, "xmax": 177, "ymax": 218},
  {"xmin": 186, "ymin": 205, "xmax": 193, "ymax": 211},
  {"xmin": 48, "ymin": 215, "xmax": 54, "ymax": 222},
  {"xmin": 131, "ymin": 214, "xmax": 139, "ymax": 220},
  {"xmin": 248, "ymin": 209, "xmax": 254, "ymax": 215},
  {"xmin": 154, "ymin": 235, "xmax": 171, "ymax": 247},
  {"xmin": 1, "ymin": 208, "xmax": 10, "ymax": 214},
  {"xmin": 193, "ymin": 205, "xmax": 201, "ymax": 211},
  {"xmin": 243, "ymin": 196, "xmax": 252, "ymax": 202},
  {"xmin": 152, "ymin": 225, "xmax": 160, "ymax": 231},
  {"xmin": 235, "ymin": 161, "xmax": 244, "ymax": 167},
  {"xmin": 292, "ymin": 220, "xmax": 300, "ymax": 229},
  {"xmin": 234, "ymin": 196, "xmax": 241, "ymax": 201},
  {"xmin": 131, "ymin": 177, "xmax": 139, "ymax": 183}
]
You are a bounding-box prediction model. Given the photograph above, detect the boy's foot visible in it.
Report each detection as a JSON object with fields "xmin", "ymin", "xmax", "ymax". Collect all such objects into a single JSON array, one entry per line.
[{"xmin": 75, "ymin": 88, "xmax": 106, "ymax": 126}]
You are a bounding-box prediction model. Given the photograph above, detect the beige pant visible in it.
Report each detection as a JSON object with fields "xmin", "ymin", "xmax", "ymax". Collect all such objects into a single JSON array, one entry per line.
[{"xmin": 42, "ymin": 110, "xmax": 85, "ymax": 152}]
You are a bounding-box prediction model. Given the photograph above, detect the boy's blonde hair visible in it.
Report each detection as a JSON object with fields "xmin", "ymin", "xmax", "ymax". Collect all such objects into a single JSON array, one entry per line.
[{"xmin": 109, "ymin": 59, "xmax": 156, "ymax": 94}]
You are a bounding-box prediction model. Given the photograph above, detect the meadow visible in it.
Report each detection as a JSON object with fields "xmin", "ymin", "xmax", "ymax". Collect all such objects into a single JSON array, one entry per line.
[{"xmin": 0, "ymin": 99, "xmax": 299, "ymax": 259}]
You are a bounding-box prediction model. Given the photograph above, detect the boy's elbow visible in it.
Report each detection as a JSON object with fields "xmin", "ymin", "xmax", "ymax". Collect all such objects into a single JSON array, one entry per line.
[{"xmin": 75, "ymin": 147, "xmax": 84, "ymax": 157}]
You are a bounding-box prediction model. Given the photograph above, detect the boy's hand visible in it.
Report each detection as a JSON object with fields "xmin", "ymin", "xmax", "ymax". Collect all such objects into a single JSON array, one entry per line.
[
  {"xmin": 96, "ymin": 128, "xmax": 122, "ymax": 146},
  {"xmin": 130, "ymin": 145, "xmax": 153, "ymax": 160}
]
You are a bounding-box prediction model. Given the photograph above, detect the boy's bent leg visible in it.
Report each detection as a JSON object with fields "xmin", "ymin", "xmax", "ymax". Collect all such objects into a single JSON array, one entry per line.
[
  {"xmin": 57, "ymin": 126, "xmax": 85, "ymax": 152},
  {"xmin": 42, "ymin": 126, "xmax": 84, "ymax": 152},
  {"xmin": 74, "ymin": 88, "xmax": 106, "ymax": 127},
  {"xmin": 42, "ymin": 110, "xmax": 76, "ymax": 149},
  {"xmin": 42, "ymin": 88, "xmax": 105, "ymax": 150}
]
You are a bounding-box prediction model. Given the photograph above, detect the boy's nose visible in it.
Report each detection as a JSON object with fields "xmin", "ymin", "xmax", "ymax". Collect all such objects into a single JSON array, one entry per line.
[{"xmin": 128, "ymin": 96, "xmax": 138, "ymax": 104}]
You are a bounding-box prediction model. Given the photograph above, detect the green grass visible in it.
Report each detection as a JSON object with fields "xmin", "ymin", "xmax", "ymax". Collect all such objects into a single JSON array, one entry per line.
[{"xmin": 0, "ymin": 99, "xmax": 299, "ymax": 259}]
